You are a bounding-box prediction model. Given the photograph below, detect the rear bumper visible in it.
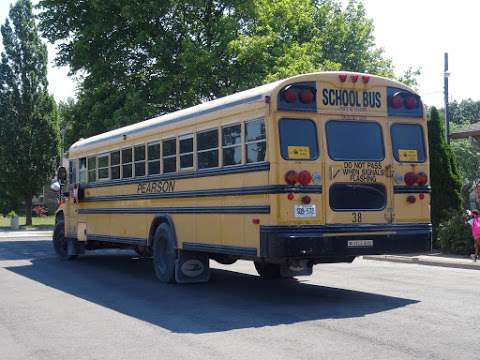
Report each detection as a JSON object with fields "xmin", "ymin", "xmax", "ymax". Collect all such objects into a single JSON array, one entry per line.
[{"xmin": 260, "ymin": 223, "xmax": 431, "ymax": 259}]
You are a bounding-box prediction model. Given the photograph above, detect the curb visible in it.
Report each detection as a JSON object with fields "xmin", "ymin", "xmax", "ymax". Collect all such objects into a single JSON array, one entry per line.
[{"xmin": 363, "ymin": 255, "xmax": 480, "ymax": 271}]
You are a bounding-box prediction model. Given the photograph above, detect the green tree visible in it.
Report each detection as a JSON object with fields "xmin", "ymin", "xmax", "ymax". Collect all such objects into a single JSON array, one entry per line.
[
  {"xmin": 0, "ymin": 0, "xmax": 60, "ymax": 225},
  {"xmin": 38, "ymin": 0, "xmax": 398, "ymax": 145},
  {"xmin": 449, "ymin": 99, "xmax": 480, "ymax": 124},
  {"xmin": 428, "ymin": 107, "xmax": 463, "ymax": 246},
  {"xmin": 449, "ymin": 121, "xmax": 480, "ymax": 208}
]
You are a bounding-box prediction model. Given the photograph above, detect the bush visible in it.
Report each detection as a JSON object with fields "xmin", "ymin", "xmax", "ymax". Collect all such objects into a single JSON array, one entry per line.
[
  {"xmin": 428, "ymin": 107, "xmax": 463, "ymax": 246},
  {"xmin": 437, "ymin": 212, "xmax": 474, "ymax": 255}
]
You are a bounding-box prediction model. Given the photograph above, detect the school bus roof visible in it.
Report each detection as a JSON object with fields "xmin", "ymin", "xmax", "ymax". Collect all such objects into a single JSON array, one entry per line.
[
  {"xmin": 68, "ymin": 71, "xmax": 412, "ymax": 156},
  {"xmin": 69, "ymin": 79, "xmax": 283, "ymax": 155}
]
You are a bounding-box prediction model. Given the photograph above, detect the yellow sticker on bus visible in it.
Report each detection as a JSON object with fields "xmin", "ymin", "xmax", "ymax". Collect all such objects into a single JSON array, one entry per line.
[
  {"xmin": 288, "ymin": 146, "xmax": 310, "ymax": 159},
  {"xmin": 398, "ymin": 149, "xmax": 418, "ymax": 162}
]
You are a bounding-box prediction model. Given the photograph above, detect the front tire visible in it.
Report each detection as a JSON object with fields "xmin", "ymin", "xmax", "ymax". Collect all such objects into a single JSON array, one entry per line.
[
  {"xmin": 52, "ymin": 221, "xmax": 77, "ymax": 260},
  {"xmin": 152, "ymin": 224, "xmax": 177, "ymax": 283},
  {"xmin": 254, "ymin": 261, "xmax": 281, "ymax": 279}
]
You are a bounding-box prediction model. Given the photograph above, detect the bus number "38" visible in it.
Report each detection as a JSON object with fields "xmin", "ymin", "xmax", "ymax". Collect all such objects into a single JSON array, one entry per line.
[{"xmin": 352, "ymin": 212, "xmax": 362, "ymax": 223}]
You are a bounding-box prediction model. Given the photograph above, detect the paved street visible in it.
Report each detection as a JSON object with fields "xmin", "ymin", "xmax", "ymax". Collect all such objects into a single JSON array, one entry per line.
[{"xmin": 1, "ymin": 235, "xmax": 479, "ymax": 360}]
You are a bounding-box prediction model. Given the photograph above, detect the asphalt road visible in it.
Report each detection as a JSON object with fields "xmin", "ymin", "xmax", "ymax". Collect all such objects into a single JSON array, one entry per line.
[{"xmin": 1, "ymin": 235, "xmax": 479, "ymax": 360}]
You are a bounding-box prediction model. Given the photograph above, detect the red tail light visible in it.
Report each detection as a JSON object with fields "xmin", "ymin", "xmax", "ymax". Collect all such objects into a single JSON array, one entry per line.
[
  {"xmin": 299, "ymin": 89, "xmax": 314, "ymax": 103},
  {"xmin": 405, "ymin": 96, "xmax": 418, "ymax": 109},
  {"xmin": 339, "ymin": 74, "xmax": 347, "ymax": 82},
  {"xmin": 362, "ymin": 75, "xmax": 370, "ymax": 83},
  {"xmin": 391, "ymin": 93, "xmax": 404, "ymax": 109},
  {"xmin": 285, "ymin": 170, "xmax": 298, "ymax": 185},
  {"xmin": 351, "ymin": 74, "xmax": 359, "ymax": 83},
  {"xmin": 404, "ymin": 172, "xmax": 417, "ymax": 186},
  {"xmin": 297, "ymin": 170, "xmax": 312, "ymax": 186},
  {"xmin": 301, "ymin": 195, "xmax": 311, "ymax": 204},
  {"xmin": 416, "ymin": 172, "xmax": 428, "ymax": 186},
  {"xmin": 407, "ymin": 195, "xmax": 416, "ymax": 204},
  {"xmin": 283, "ymin": 89, "xmax": 297, "ymax": 103}
]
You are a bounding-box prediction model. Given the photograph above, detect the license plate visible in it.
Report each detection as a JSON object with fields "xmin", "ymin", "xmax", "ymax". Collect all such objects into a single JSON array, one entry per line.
[
  {"xmin": 347, "ymin": 240, "xmax": 374, "ymax": 248},
  {"xmin": 294, "ymin": 205, "xmax": 317, "ymax": 218}
]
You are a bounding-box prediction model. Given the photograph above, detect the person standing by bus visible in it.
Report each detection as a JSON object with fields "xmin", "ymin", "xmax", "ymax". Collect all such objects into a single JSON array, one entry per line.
[{"xmin": 466, "ymin": 210, "xmax": 480, "ymax": 261}]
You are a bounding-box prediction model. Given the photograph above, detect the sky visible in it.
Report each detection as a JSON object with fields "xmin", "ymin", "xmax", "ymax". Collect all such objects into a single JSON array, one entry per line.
[{"xmin": 0, "ymin": 0, "xmax": 478, "ymax": 107}]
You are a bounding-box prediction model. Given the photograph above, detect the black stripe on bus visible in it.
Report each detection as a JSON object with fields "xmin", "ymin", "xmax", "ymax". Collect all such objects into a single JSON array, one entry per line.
[
  {"xmin": 85, "ymin": 162, "xmax": 270, "ymax": 189},
  {"xmin": 83, "ymin": 185, "xmax": 323, "ymax": 202},
  {"xmin": 260, "ymin": 223, "xmax": 432, "ymax": 234},
  {"xmin": 182, "ymin": 242, "xmax": 257, "ymax": 256},
  {"xmin": 72, "ymin": 94, "xmax": 264, "ymax": 150},
  {"xmin": 393, "ymin": 186, "xmax": 431, "ymax": 194},
  {"xmin": 78, "ymin": 205, "xmax": 270, "ymax": 215},
  {"xmin": 87, "ymin": 234, "xmax": 147, "ymax": 246}
]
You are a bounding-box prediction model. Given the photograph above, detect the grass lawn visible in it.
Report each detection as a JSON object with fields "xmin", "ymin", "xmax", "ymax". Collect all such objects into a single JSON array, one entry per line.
[{"xmin": 0, "ymin": 215, "xmax": 55, "ymax": 230}]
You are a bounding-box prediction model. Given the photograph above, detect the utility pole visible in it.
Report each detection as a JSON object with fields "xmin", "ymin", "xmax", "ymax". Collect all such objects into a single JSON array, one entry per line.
[{"xmin": 444, "ymin": 52, "xmax": 450, "ymax": 143}]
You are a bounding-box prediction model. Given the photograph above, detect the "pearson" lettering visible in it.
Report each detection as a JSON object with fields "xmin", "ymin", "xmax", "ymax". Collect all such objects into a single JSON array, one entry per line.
[{"xmin": 137, "ymin": 180, "xmax": 175, "ymax": 194}]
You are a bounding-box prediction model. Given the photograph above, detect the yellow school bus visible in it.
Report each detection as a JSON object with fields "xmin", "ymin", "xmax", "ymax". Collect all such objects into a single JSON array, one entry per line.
[{"xmin": 52, "ymin": 71, "xmax": 431, "ymax": 283}]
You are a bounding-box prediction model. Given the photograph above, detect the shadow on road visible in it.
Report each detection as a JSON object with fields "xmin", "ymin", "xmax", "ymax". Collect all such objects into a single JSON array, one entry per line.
[
  {"xmin": 0, "ymin": 240, "xmax": 53, "ymax": 260},
  {"xmin": 4, "ymin": 244, "xmax": 420, "ymax": 333}
]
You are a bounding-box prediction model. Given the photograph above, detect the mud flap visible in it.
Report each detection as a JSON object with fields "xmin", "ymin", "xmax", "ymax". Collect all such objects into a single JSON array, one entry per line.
[
  {"xmin": 175, "ymin": 250, "xmax": 210, "ymax": 284},
  {"xmin": 67, "ymin": 239, "xmax": 85, "ymax": 256}
]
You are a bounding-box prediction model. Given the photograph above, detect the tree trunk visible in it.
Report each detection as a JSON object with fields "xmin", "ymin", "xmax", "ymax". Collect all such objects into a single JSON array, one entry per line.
[{"xmin": 25, "ymin": 196, "xmax": 32, "ymax": 226}]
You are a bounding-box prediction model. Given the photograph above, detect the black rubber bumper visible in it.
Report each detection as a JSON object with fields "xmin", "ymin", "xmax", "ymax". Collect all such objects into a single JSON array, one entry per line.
[{"xmin": 260, "ymin": 223, "xmax": 431, "ymax": 259}]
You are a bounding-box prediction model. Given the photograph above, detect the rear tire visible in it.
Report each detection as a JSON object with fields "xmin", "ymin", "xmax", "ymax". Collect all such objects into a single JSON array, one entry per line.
[
  {"xmin": 152, "ymin": 224, "xmax": 177, "ymax": 283},
  {"xmin": 53, "ymin": 221, "xmax": 77, "ymax": 260},
  {"xmin": 254, "ymin": 261, "xmax": 281, "ymax": 279}
]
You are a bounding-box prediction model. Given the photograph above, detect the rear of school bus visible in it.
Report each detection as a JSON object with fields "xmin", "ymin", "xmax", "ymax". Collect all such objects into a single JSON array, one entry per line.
[{"xmin": 260, "ymin": 72, "xmax": 431, "ymax": 276}]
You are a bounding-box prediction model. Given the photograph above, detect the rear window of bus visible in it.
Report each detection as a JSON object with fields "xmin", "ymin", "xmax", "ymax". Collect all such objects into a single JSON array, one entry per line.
[
  {"xmin": 279, "ymin": 118, "xmax": 319, "ymax": 160},
  {"xmin": 390, "ymin": 123, "xmax": 426, "ymax": 162},
  {"xmin": 326, "ymin": 120, "xmax": 384, "ymax": 161}
]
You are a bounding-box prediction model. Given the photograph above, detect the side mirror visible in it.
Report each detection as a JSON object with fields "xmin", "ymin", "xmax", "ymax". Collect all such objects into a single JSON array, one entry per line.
[
  {"xmin": 50, "ymin": 180, "xmax": 61, "ymax": 192},
  {"xmin": 57, "ymin": 166, "xmax": 67, "ymax": 183}
]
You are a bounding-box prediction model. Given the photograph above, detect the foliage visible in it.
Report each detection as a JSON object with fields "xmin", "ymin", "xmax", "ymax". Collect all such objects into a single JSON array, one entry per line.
[
  {"xmin": 0, "ymin": 187, "xmax": 20, "ymax": 216},
  {"xmin": 437, "ymin": 211, "xmax": 474, "ymax": 255},
  {"xmin": 38, "ymin": 0, "xmax": 396, "ymax": 147},
  {"xmin": 398, "ymin": 67, "xmax": 421, "ymax": 90},
  {"xmin": 449, "ymin": 99, "xmax": 480, "ymax": 124},
  {"xmin": 0, "ymin": 0, "xmax": 60, "ymax": 225},
  {"xmin": 428, "ymin": 107, "xmax": 463, "ymax": 246}
]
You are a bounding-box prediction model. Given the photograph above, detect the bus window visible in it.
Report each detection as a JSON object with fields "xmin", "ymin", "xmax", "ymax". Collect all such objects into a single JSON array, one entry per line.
[
  {"xmin": 326, "ymin": 120, "xmax": 384, "ymax": 161},
  {"xmin": 279, "ymin": 118, "xmax": 318, "ymax": 160},
  {"xmin": 97, "ymin": 154, "xmax": 109, "ymax": 180},
  {"xmin": 197, "ymin": 129, "xmax": 219, "ymax": 169},
  {"xmin": 87, "ymin": 156, "xmax": 96, "ymax": 182},
  {"xmin": 121, "ymin": 148, "xmax": 133, "ymax": 178},
  {"xmin": 245, "ymin": 119, "xmax": 266, "ymax": 163},
  {"xmin": 111, "ymin": 151, "xmax": 120, "ymax": 179},
  {"xmin": 134, "ymin": 145, "xmax": 146, "ymax": 177},
  {"xmin": 391, "ymin": 123, "xmax": 426, "ymax": 162},
  {"xmin": 147, "ymin": 142, "xmax": 160, "ymax": 175},
  {"xmin": 222, "ymin": 124, "xmax": 241, "ymax": 166},
  {"xmin": 79, "ymin": 158, "xmax": 87, "ymax": 183},
  {"xmin": 179, "ymin": 134, "xmax": 194, "ymax": 169},
  {"xmin": 162, "ymin": 138, "xmax": 176, "ymax": 173}
]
